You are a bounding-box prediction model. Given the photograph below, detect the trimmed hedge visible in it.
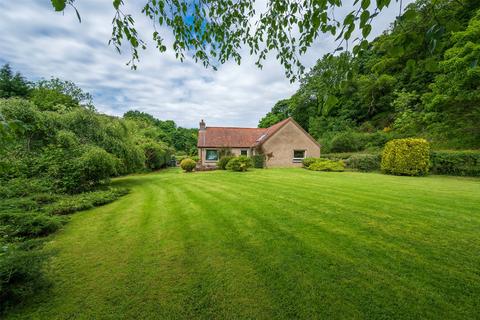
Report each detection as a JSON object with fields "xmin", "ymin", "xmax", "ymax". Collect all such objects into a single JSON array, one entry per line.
[
  {"xmin": 345, "ymin": 154, "xmax": 381, "ymax": 172},
  {"xmin": 226, "ymin": 156, "xmax": 253, "ymax": 172},
  {"xmin": 321, "ymin": 153, "xmax": 356, "ymax": 161},
  {"xmin": 251, "ymin": 154, "xmax": 266, "ymax": 168},
  {"xmin": 381, "ymin": 138, "xmax": 430, "ymax": 176},
  {"xmin": 303, "ymin": 158, "xmax": 345, "ymax": 172},
  {"xmin": 430, "ymin": 150, "xmax": 480, "ymax": 176}
]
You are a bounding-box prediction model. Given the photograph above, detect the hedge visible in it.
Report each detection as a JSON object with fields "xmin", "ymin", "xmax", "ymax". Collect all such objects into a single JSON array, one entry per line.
[
  {"xmin": 381, "ymin": 138, "xmax": 430, "ymax": 176},
  {"xmin": 345, "ymin": 154, "xmax": 381, "ymax": 172},
  {"xmin": 430, "ymin": 150, "xmax": 480, "ymax": 177},
  {"xmin": 302, "ymin": 158, "xmax": 345, "ymax": 172}
]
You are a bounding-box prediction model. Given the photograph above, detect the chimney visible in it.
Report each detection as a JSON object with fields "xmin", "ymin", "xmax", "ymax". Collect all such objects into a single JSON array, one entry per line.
[{"xmin": 199, "ymin": 119, "xmax": 206, "ymax": 130}]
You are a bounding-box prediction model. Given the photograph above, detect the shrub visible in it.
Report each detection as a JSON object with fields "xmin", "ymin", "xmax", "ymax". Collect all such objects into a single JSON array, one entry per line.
[
  {"xmin": 430, "ymin": 150, "xmax": 480, "ymax": 176},
  {"xmin": 302, "ymin": 157, "xmax": 318, "ymax": 168},
  {"xmin": 77, "ymin": 147, "xmax": 118, "ymax": 187},
  {"xmin": 190, "ymin": 155, "xmax": 200, "ymax": 162},
  {"xmin": 307, "ymin": 159, "xmax": 345, "ymax": 172},
  {"xmin": 217, "ymin": 156, "xmax": 235, "ymax": 170},
  {"xmin": 251, "ymin": 154, "xmax": 266, "ymax": 168},
  {"xmin": 226, "ymin": 156, "xmax": 253, "ymax": 172},
  {"xmin": 142, "ymin": 141, "xmax": 169, "ymax": 170},
  {"xmin": 0, "ymin": 243, "xmax": 48, "ymax": 312},
  {"xmin": 381, "ymin": 138, "xmax": 430, "ymax": 176},
  {"xmin": 345, "ymin": 154, "xmax": 381, "ymax": 172},
  {"xmin": 0, "ymin": 212, "xmax": 64, "ymax": 240},
  {"xmin": 45, "ymin": 188, "xmax": 129, "ymax": 215},
  {"xmin": 180, "ymin": 158, "xmax": 196, "ymax": 172}
]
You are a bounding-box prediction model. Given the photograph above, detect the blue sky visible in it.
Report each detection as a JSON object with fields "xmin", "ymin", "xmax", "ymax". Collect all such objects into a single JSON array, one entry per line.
[{"xmin": 0, "ymin": 0, "xmax": 412, "ymax": 128}]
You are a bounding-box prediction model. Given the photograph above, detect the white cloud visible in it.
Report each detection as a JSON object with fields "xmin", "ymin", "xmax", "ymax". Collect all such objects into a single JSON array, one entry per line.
[{"xmin": 0, "ymin": 0, "xmax": 413, "ymax": 128}]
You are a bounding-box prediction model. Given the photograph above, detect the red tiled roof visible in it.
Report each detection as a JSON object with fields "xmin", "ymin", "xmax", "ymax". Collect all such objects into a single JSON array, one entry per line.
[{"xmin": 197, "ymin": 117, "xmax": 291, "ymax": 148}]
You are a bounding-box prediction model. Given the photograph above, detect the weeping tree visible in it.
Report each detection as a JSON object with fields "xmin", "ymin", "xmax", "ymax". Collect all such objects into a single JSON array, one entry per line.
[{"xmin": 49, "ymin": 0, "xmax": 407, "ymax": 81}]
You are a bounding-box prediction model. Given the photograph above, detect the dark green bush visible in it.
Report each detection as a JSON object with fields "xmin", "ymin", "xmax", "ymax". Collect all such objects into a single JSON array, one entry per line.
[
  {"xmin": 430, "ymin": 150, "xmax": 480, "ymax": 176},
  {"xmin": 218, "ymin": 156, "xmax": 235, "ymax": 170},
  {"xmin": 381, "ymin": 138, "xmax": 430, "ymax": 176},
  {"xmin": 45, "ymin": 188, "xmax": 129, "ymax": 215},
  {"xmin": 345, "ymin": 154, "xmax": 381, "ymax": 172},
  {"xmin": 0, "ymin": 212, "xmax": 64, "ymax": 239},
  {"xmin": 142, "ymin": 140, "xmax": 169, "ymax": 170},
  {"xmin": 226, "ymin": 156, "xmax": 253, "ymax": 172},
  {"xmin": 330, "ymin": 131, "xmax": 366, "ymax": 152},
  {"xmin": 78, "ymin": 147, "xmax": 117, "ymax": 186},
  {"xmin": 180, "ymin": 158, "xmax": 196, "ymax": 172},
  {"xmin": 363, "ymin": 131, "xmax": 395, "ymax": 149},
  {"xmin": 0, "ymin": 243, "xmax": 48, "ymax": 313},
  {"xmin": 307, "ymin": 158, "xmax": 345, "ymax": 172},
  {"xmin": 251, "ymin": 154, "xmax": 266, "ymax": 168}
]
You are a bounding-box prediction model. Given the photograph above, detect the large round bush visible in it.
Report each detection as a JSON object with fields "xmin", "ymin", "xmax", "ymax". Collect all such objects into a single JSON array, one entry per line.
[
  {"xmin": 180, "ymin": 158, "xmax": 196, "ymax": 172},
  {"xmin": 226, "ymin": 156, "xmax": 253, "ymax": 172},
  {"xmin": 381, "ymin": 138, "xmax": 430, "ymax": 176}
]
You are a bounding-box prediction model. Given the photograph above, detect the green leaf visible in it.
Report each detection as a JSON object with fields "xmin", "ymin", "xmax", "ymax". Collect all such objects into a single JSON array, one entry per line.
[
  {"xmin": 362, "ymin": 24, "xmax": 372, "ymax": 38},
  {"xmin": 51, "ymin": 0, "xmax": 66, "ymax": 11},
  {"xmin": 113, "ymin": 0, "xmax": 122, "ymax": 10},
  {"xmin": 361, "ymin": 0, "xmax": 371, "ymax": 10},
  {"xmin": 360, "ymin": 10, "xmax": 370, "ymax": 27}
]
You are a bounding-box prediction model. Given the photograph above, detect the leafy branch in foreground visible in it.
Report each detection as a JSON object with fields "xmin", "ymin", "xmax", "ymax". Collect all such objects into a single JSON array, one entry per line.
[{"xmin": 50, "ymin": 0, "xmax": 402, "ymax": 81}]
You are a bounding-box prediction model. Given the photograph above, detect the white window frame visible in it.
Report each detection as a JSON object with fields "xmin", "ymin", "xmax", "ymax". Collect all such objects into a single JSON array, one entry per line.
[
  {"xmin": 293, "ymin": 150, "xmax": 306, "ymax": 163},
  {"xmin": 205, "ymin": 149, "xmax": 219, "ymax": 161},
  {"xmin": 240, "ymin": 149, "xmax": 248, "ymax": 156}
]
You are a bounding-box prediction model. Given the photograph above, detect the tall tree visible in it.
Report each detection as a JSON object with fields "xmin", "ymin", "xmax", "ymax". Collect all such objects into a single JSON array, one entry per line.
[{"xmin": 0, "ymin": 64, "xmax": 30, "ymax": 98}]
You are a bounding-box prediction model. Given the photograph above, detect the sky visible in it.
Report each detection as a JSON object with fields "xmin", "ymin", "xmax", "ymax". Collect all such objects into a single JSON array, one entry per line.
[{"xmin": 0, "ymin": 0, "xmax": 413, "ymax": 128}]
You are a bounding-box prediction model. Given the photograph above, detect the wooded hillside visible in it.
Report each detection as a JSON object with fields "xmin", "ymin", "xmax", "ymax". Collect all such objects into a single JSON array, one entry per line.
[{"xmin": 259, "ymin": 0, "xmax": 480, "ymax": 152}]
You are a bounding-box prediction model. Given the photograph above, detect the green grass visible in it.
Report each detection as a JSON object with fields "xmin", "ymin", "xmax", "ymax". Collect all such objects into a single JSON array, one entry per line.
[{"xmin": 5, "ymin": 169, "xmax": 480, "ymax": 319}]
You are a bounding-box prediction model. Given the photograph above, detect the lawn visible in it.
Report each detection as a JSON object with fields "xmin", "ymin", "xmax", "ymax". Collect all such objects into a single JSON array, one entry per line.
[{"xmin": 5, "ymin": 169, "xmax": 480, "ymax": 319}]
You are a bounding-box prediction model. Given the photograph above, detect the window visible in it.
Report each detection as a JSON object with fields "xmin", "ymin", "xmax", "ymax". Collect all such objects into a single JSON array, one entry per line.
[
  {"xmin": 293, "ymin": 150, "xmax": 305, "ymax": 162},
  {"xmin": 206, "ymin": 149, "xmax": 219, "ymax": 161},
  {"xmin": 241, "ymin": 149, "xmax": 248, "ymax": 156}
]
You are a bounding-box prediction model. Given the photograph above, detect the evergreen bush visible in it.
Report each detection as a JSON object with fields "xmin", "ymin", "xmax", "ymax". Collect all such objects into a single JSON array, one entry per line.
[
  {"xmin": 218, "ymin": 156, "xmax": 235, "ymax": 170},
  {"xmin": 226, "ymin": 156, "xmax": 253, "ymax": 172},
  {"xmin": 345, "ymin": 154, "xmax": 381, "ymax": 172},
  {"xmin": 180, "ymin": 158, "xmax": 196, "ymax": 172},
  {"xmin": 307, "ymin": 159, "xmax": 345, "ymax": 172},
  {"xmin": 430, "ymin": 150, "xmax": 480, "ymax": 176},
  {"xmin": 251, "ymin": 154, "xmax": 266, "ymax": 168},
  {"xmin": 381, "ymin": 138, "xmax": 430, "ymax": 176}
]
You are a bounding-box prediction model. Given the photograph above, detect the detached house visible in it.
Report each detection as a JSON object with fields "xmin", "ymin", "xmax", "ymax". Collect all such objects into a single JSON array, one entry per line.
[{"xmin": 197, "ymin": 118, "xmax": 321, "ymax": 167}]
